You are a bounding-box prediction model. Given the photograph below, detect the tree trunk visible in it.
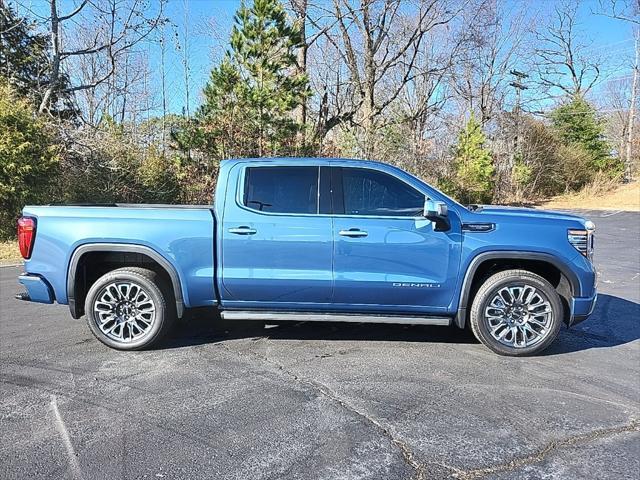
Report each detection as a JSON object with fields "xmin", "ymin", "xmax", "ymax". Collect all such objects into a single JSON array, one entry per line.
[
  {"xmin": 292, "ymin": 0, "xmax": 307, "ymax": 127},
  {"xmin": 291, "ymin": 0, "xmax": 308, "ymax": 152},
  {"xmin": 626, "ymin": 32, "xmax": 639, "ymax": 182},
  {"xmin": 39, "ymin": 0, "xmax": 60, "ymax": 113},
  {"xmin": 361, "ymin": 0, "xmax": 375, "ymax": 158}
]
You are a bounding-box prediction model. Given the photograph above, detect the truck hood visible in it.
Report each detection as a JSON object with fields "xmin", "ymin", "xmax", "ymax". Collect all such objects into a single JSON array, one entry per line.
[{"xmin": 468, "ymin": 205, "xmax": 588, "ymax": 224}]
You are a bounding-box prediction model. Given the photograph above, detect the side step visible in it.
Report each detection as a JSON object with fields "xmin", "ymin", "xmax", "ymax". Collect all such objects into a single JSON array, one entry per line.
[{"xmin": 221, "ymin": 310, "xmax": 451, "ymax": 326}]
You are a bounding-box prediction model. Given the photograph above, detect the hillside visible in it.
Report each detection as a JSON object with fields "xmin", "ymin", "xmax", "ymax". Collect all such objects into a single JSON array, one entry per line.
[{"xmin": 541, "ymin": 181, "xmax": 640, "ymax": 211}]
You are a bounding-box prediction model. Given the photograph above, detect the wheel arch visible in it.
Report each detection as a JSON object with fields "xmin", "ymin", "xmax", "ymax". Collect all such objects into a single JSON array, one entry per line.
[
  {"xmin": 67, "ymin": 243, "xmax": 185, "ymax": 320},
  {"xmin": 455, "ymin": 251, "xmax": 580, "ymax": 328}
]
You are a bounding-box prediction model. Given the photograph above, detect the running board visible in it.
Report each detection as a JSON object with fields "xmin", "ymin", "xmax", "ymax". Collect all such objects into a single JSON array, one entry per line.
[{"xmin": 221, "ymin": 310, "xmax": 451, "ymax": 326}]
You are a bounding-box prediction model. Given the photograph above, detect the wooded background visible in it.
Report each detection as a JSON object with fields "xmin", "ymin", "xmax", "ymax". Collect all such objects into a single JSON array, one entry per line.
[{"xmin": 1, "ymin": 0, "xmax": 638, "ymax": 239}]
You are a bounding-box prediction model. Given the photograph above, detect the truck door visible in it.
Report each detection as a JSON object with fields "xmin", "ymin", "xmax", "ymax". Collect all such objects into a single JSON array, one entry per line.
[
  {"xmin": 220, "ymin": 164, "xmax": 333, "ymax": 307},
  {"xmin": 330, "ymin": 166, "xmax": 461, "ymax": 313}
]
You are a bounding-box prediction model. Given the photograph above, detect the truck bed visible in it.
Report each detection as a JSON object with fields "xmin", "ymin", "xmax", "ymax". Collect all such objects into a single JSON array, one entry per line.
[{"xmin": 22, "ymin": 204, "xmax": 217, "ymax": 310}]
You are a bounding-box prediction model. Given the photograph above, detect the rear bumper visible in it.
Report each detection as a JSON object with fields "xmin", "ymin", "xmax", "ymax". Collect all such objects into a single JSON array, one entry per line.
[
  {"xmin": 569, "ymin": 290, "xmax": 597, "ymax": 326},
  {"xmin": 17, "ymin": 274, "xmax": 54, "ymax": 304}
]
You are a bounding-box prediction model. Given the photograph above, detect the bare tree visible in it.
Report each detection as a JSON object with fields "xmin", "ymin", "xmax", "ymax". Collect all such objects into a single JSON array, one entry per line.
[
  {"xmin": 35, "ymin": 0, "xmax": 165, "ymax": 115},
  {"xmin": 180, "ymin": 0, "xmax": 191, "ymax": 119},
  {"xmin": 597, "ymin": 0, "xmax": 639, "ymax": 180},
  {"xmin": 602, "ymin": 77, "xmax": 632, "ymax": 157},
  {"xmin": 533, "ymin": 0, "xmax": 602, "ymax": 98},
  {"xmin": 597, "ymin": 0, "xmax": 640, "ymax": 25},
  {"xmin": 309, "ymin": 0, "xmax": 463, "ymax": 156},
  {"xmin": 71, "ymin": 28, "xmax": 155, "ymax": 127},
  {"xmin": 451, "ymin": 0, "xmax": 529, "ymax": 126},
  {"xmin": 398, "ymin": 30, "xmax": 458, "ymax": 142},
  {"xmin": 159, "ymin": 21, "xmax": 167, "ymax": 156}
]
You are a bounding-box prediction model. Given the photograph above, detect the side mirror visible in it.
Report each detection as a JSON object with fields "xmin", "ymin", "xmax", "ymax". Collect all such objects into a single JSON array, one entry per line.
[{"xmin": 424, "ymin": 199, "xmax": 450, "ymax": 232}]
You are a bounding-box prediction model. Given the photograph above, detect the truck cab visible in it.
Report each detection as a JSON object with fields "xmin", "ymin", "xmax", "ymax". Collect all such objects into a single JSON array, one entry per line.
[{"xmin": 17, "ymin": 158, "xmax": 598, "ymax": 356}]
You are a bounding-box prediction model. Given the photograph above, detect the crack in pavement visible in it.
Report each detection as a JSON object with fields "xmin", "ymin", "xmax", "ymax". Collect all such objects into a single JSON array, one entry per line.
[
  {"xmin": 453, "ymin": 419, "xmax": 640, "ymax": 479},
  {"xmin": 217, "ymin": 340, "xmax": 457, "ymax": 480},
  {"xmin": 218, "ymin": 339, "xmax": 639, "ymax": 480}
]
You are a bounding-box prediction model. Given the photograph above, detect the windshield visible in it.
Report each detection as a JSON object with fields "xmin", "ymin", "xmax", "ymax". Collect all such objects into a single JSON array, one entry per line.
[{"xmin": 425, "ymin": 182, "xmax": 467, "ymax": 210}]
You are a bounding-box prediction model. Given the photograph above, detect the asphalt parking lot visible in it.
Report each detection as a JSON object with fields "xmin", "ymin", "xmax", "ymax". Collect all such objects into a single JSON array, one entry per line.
[{"xmin": 1, "ymin": 210, "xmax": 638, "ymax": 480}]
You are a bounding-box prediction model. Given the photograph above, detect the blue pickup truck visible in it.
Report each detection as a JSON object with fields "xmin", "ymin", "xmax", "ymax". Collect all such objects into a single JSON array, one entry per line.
[{"xmin": 16, "ymin": 158, "xmax": 597, "ymax": 356}]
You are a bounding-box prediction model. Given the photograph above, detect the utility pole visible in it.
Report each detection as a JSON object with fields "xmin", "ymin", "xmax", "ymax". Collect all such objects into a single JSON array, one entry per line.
[
  {"xmin": 509, "ymin": 69, "xmax": 529, "ymax": 155},
  {"xmin": 508, "ymin": 70, "xmax": 529, "ymax": 200},
  {"xmin": 508, "ymin": 70, "xmax": 529, "ymax": 196}
]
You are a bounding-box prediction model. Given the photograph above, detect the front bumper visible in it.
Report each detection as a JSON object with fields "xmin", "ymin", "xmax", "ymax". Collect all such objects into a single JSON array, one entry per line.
[
  {"xmin": 17, "ymin": 274, "xmax": 54, "ymax": 304},
  {"xmin": 569, "ymin": 290, "xmax": 597, "ymax": 326}
]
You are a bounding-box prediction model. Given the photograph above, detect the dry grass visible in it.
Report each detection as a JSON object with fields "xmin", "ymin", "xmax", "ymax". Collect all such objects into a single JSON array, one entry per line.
[
  {"xmin": 0, "ymin": 240, "xmax": 21, "ymax": 264},
  {"xmin": 541, "ymin": 178, "xmax": 640, "ymax": 211}
]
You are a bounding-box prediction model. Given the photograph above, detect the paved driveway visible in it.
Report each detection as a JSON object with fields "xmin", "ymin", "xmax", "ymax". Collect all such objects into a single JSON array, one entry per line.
[{"xmin": 1, "ymin": 210, "xmax": 638, "ymax": 479}]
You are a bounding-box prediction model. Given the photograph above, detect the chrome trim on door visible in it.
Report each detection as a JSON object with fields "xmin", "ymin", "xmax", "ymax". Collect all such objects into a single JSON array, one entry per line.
[
  {"xmin": 338, "ymin": 229, "xmax": 368, "ymax": 238},
  {"xmin": 228, "ymin": 227, "xmax": 257, "ymax": 235}
]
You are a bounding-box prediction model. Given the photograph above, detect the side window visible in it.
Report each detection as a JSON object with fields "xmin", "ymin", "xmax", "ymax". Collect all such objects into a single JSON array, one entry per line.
[
  {"xmin": 341, "ymin": 168, "xmax": 424, "ymax": 216},
  {"xmin": 243, "ymin": 166, "xmax": 319, "ymax": 214}
]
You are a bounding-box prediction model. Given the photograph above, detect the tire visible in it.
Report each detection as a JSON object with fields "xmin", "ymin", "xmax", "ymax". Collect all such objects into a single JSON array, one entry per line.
[
  {"xmin": 84, "ymin": 267, "xmax": 176, "ymax": 350},
  {"xmin": 469, "ymin": 269, "xmax": 563, "ymax": 356}
]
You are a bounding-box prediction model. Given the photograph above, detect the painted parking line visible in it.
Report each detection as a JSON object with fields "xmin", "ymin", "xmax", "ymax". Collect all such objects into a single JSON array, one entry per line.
[{"xmin": 600, "ymin": 210, "xmax": 624, "ymax": 217}]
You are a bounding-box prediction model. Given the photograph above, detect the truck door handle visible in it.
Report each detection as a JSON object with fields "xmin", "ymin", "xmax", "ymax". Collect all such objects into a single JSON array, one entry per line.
[
  {"xmin": 339, "ymin": 228, "xmax": 368, "ymax": 238},
  {"xmin": 229, "ymin": 226, "xmax": 257, "ymax": 235}
]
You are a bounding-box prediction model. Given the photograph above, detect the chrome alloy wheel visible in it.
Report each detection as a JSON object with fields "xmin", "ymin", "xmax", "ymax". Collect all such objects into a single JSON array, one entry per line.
[
  {"xmin": 93, "ymin": 281, "xmax": 156, "ymax": 343},
  {"xmin": 484, "ymin": 284, "xmax": 553, "ymax": 349}
]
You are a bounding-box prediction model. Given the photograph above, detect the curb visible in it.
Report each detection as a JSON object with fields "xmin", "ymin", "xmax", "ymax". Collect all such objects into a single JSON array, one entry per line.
[{"xmin": 0, "ymin": 262, "xmax": 23, "ymax": 268}]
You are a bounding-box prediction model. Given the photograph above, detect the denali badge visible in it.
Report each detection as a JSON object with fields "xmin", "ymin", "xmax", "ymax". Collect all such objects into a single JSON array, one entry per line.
[{"xmin": 392, "ymin": 283, "xmax": 441, "ymax": 288}]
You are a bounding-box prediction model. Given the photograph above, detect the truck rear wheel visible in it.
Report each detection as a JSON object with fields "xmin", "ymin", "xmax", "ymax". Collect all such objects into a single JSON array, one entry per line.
[
  {"xmin": 469, "ymin": 270, "xmax": 563, "ymax": 356},
  {"xmin": 84, "ymin": 267, "xmax": 175, "ymax": 350}
]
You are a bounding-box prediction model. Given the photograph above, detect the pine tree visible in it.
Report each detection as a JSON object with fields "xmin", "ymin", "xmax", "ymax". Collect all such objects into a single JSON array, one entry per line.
[
  {"xmin": 196, "ymin": 0, "xmax": 309, "ymax": 158},
  {"xmin": 445, "ymin": 115, "xmax": 495, "ymax": 204},
  {"xmin": 550, "ymin": 96, "xmax": 620, "ymax": 174},
  {"xmin": 0, "ymin": 4, "xmax": 74, "ymax": 117},
  {"xmin": 0, "ymin": 4, "xmax": 47, "ymax": 98},
  {"xmin": 194, "ymin": 58, "xmax": 253, "ymax": 159}
]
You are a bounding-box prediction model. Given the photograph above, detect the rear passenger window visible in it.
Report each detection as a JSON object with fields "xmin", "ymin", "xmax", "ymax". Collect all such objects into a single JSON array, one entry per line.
[{"xmin": 243, "ymin": 167, "xmax": 319, "ymax": 214}]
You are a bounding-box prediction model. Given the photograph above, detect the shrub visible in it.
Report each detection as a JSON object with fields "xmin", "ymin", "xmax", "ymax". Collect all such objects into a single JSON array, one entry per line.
[
  {"xmin": 443, "ymin": 115, "xmax": 495, "ymax": 204},
  {"xmin": 0, "ymin": 82, "xmax": 59, "ymax": 239},
  {"xmin": 551, "ymin": 95, "xmax": 623, "ymax": 183},
  {"xmin": 57, "ymin": 120, "xmax": 186, "ymax": 205}
]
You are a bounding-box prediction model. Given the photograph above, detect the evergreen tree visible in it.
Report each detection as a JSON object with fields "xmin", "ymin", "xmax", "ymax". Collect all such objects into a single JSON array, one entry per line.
[
  {"xmin": 196, "ymin": 0, "xmax": 309, "ymax": 158},
  {"xmin": 444, "ymin": 115, "xmax": 495, "ymax": 205},
  {"xmin": 0, "ymin": 3, "xmax": 74, "ymax": 117},
  {"xmin": 0, "ymin": 4, "xmax": 47, "ymax": 98},
  {"xmin": 194, "ymin": 58, "xmax": 256, "ymax": 159},
  {"xmin": 0, "ymin": 81, "xmax": 60, "ymax": 239},
  {"xmin": 550, "ymin": 96, "xmax": 620, "ymax": 174}
]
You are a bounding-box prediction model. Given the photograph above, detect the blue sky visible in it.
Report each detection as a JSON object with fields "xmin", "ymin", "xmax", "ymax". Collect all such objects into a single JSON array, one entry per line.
[
  {"xmin": 159, "ymin": 0, "xmax": 635, "ymax": 114},
  {"xmin": 18, "ymin": 0, "xmax": 638, "ymax": 116}
]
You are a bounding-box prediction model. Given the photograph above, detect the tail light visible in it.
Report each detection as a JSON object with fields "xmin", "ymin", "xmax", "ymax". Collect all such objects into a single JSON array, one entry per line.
[{"xmin": 17, "ymin": 217, "xmax": 36, "ymax": 259}]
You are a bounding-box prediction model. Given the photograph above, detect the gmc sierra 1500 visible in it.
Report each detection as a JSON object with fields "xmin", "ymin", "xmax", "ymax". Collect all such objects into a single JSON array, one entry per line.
[{"xmin": 17, "ymin": 158, "xmax": 597, "ymax": 356}]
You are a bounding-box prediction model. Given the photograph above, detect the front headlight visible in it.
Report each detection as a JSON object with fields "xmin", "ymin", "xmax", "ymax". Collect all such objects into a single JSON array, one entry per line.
[{"xmin": 568, "ymin": 221, "xmax": 595, "ymax": 260}]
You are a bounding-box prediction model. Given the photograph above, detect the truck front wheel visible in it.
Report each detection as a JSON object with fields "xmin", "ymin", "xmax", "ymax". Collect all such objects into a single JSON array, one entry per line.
[
  {"xmin": 84, "ymin": 267, "xmax": 175, "ymax": 350},
  {"xmin": 469, "ymin": 270, "xmax": 563, "ymax": 356}
]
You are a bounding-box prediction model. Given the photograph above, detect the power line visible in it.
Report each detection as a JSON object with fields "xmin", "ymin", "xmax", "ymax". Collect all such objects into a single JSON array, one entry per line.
[{"xmin": 535, "ymin": 107, "xmax": 631, "ymax": 117}]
